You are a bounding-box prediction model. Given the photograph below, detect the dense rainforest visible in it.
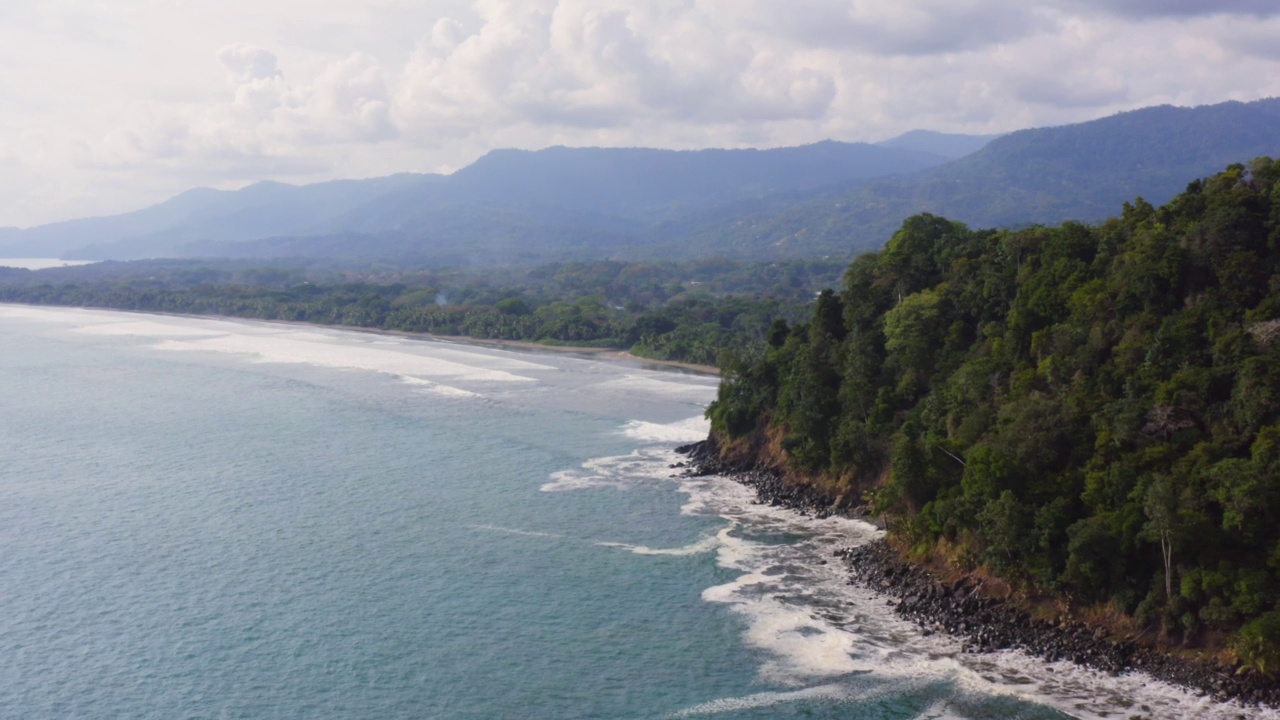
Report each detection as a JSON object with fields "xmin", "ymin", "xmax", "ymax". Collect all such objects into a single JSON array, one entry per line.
[
  {"xmin": 707, "ymin": 158, "xmax": 1280, "ymax": 672},
  {"xmin": 0, "ymin": 258, "xmax": 842, "ymax": 367}
]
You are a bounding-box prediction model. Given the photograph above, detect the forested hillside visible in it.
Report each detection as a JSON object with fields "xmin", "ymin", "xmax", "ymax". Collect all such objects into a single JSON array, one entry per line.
[
  {"xmin": 707, "ymin": 158, "xmax": 1280, "ymax": 670},
  {"xmin": 697, "ymin": 98, "xmax": 1280, "ymax": 259},
  {"xmin": 0, "ymin": 258, "xmax": 841, "ymax": 367},
  {"xmin": 874, "ymin": 129, "xmax": 1002, "ymax": 159},
  {"xmin": 0, "ymin": 141, "xmax": 946, "ymax": 262}
]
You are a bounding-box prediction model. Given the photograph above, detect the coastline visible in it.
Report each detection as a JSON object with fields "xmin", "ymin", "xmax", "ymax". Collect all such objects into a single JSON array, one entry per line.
[
  {"xmin": 0, "ymin": 303, "xmax": 720, "ymax": 376},
  {"xmin": 676, "ymin": 438, "xmax": 1280, "ymax": 712},
  {"xmin": 334, "ymin": 326, "xmax": 721, "ymax": 376}
]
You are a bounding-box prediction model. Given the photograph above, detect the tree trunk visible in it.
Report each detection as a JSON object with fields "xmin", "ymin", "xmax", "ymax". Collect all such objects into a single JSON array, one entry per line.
[{"xmin": 1161, "ymin": 531, "xmax": 1173, "ymax": 601}]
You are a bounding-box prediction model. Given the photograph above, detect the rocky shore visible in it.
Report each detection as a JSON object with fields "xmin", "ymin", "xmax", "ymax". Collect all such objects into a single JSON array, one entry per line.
[
  {"xmin": 842, "ymin": 541, "xmax": 1279, "ymax": 711},
  {"xmin": 674, "ymin": 439, "xmax": 852, "ymax": 519},
  {"xmin": 675, "ymin": 438, "xmax": 1279, "ymax": 713}
]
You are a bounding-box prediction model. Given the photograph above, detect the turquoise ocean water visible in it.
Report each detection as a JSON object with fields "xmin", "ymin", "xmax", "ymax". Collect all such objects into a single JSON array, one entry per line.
[{"xmin": 0, "ymin": 306, "xmax": 1266, "ymax": 719}]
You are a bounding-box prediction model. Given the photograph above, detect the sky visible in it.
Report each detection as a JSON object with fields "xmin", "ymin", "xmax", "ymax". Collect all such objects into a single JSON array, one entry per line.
[{"xmin": 2, "ymin": 0, "xmax": 1279, "ymax": 228}]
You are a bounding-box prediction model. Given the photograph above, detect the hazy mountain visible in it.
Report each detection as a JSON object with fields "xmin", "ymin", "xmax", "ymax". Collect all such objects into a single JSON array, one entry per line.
[
  {"xmin": 875, "ymin": 130, "xmax": 1000, "ymax": 159},
  {"xmin": 5, "ymin": 97, "xmax": 1277, "ymax": 266},
  {"xmin": 1, "ymin": 141, "xmax": 947, "ymax": 263},
  {"xmin": 680, "ymin": 97, "xmax": 1280, "ymax": 258},
  {"xmin": 0, "ymin": 174, "xmax": 438, "ymax": 259}
]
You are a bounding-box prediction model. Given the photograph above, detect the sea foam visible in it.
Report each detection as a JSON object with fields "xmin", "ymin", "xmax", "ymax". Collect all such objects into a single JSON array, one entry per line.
[
  {"xmin": 595, "ymin": 374, "xmax": 718, "ymax": 401},
  {"xmin": 619, "ymin": 416, "xmax": 710, "ymax": 444},
  {"xmin": 565, "ymin": 436, "xmax": 1280, "ymax": 720},
  {"xmin": 665, "ymin": 684, "xmax": 852, "ymax": 717},
  {"xmin": 541, "ymin": 449, "xmax": 674, "ymax": 492},
  {"xmin": 596, "ymin": 533, "xmax": 721, "ymax": 557},
  {"xmin": 153, "ymin": 334, "xmax": 533, "ymax": 385},
  {"xmin": 3, "ymin": 306, "xmax": 539, "ymax": 389},
  {"xmin": 70, "ymin": 319, "xmax": 227, "ymax": 337}
]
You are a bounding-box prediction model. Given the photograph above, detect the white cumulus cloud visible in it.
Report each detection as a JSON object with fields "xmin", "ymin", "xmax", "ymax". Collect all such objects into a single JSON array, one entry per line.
[
  {"xmin": 0, "ymin": 0, "xmax": 1278, "ymax": 228},
  {"xmin": 217, "ymin": 43, "xmax": 283, "ymax": 83}
]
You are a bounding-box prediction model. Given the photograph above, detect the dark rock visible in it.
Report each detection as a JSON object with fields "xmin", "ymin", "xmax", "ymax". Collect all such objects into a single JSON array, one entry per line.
[
  {"xmin": 676, "ymin": 439, "xmax": 1280, "ymax": 710},
  {"xmin": 676, "ymin": 439, "xmax": 856, "ymax": 520},
  {"xmin": 837, "ymin": 537, "xmax": 1280, "ymax": 711}
]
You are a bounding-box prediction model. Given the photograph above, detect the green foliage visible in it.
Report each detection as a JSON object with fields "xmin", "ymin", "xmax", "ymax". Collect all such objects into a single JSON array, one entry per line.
[
  {"xmin": 495, "ymin": 297, "xmax": 531, "ymax": 315},
  {"xmin": 0, "ymin": 258, "xmax": 839, "ymax": 368},
  {"xmin": 1233, "ymin": 611, "xmax": 1280, "ymax": 677},
  {"xmin": 979, "ymin": 490, "xmax": 1030, "ymax": 572},
  {"xmin": 706, "ymin": 158, "xmax": 1280, "ymax": 647},
  {"xmin": 961, "ymin": 445, "xmax": 1014, "ymax": 500}
]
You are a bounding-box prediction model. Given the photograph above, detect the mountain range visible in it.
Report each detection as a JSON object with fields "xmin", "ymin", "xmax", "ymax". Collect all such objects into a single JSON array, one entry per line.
[
  {"xmin": 702, "ymin": 98, "xmax": 1280, "ymax": 257},
  {"xmin": 0, "ymin": 140, "xmax": 952, "ymax": 264},
  {"xmin": 2, "ymin": 98, "xmax": 1278, "ymax": 266}
]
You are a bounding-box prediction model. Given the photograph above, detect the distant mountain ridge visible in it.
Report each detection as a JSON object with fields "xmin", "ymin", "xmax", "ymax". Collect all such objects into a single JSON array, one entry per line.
[
  {"xmin": 875, "ymin": 130, "xmax": 1003, "ymax": 159},
  {"xmin": 690, "ymin": 98, "xmax": 1280, "ymax": 258},
  {"xmin": 1, "ymin": 174, "xmax": 438, "ymax": 260},
  {"xmin": 3, "ymin": 98, "xmax": 1278, "ymax": 266},
  {"xmin": 0, "ymin": 141, "xmax": 954, "ymax": 263}
]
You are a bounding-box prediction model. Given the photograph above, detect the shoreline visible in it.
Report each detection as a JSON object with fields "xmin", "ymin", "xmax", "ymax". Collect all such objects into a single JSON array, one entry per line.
[
  {"xmin": 330, "ymin": 325, "xmax": 721, "ymax": 376},
  {"xmin": 676, "ymin": 438, "xmax": 1280, "ymax": 712},
  {"xmin": 0, "ymin": 302, "xmax": 720, "ymax": 376}
]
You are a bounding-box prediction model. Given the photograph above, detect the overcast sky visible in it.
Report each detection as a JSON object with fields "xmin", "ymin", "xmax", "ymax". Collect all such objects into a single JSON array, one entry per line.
[{"xmin": 2, "ymin": 0, "xmax": 1278, "ymax": 228}]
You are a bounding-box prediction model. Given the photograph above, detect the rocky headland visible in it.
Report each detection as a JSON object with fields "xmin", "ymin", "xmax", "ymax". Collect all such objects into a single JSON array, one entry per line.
[{"xmin": 675, "ymin": 438, "xmax": 1280, "ymax": 712}]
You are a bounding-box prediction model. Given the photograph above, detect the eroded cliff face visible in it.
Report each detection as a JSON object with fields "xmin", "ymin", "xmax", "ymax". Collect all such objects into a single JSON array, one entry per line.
[
  {"xmin": 678, "ymin": 432, "xmax": 855, "ymax": 519},
  {"xmin": 701, "ymin": 425, "xmax": 885, "ymax": 514}
]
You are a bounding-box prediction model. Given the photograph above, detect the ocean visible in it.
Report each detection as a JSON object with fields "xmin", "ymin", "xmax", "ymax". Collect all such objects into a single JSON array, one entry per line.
[
  {"xmin": 0, "ymin": 305, "xmax": 1268, "ymax": 719},
  {"xmin": 0, "ymin": 258, "xmax": 96, "ymax": 270}
]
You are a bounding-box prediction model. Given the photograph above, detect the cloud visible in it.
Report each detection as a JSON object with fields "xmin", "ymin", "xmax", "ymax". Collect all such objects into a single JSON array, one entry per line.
[
  {"xmin": 1011, "ymin": 73, "xmax": 1130, "ymax": 109},
  {"xmin": 393, "ymin": 0, "xmax": 841, "ymax": 142},
  {"xmin": 1071, "ymin": 0, "xmax": 1280, "ymax": 19},
  {"xmin": 301, "ymin": 52, "xmax": 398, "ymax": 141},
  {"xmin": 81, "ymin": 44, "xmax": 400, "ymax": 175},
  {"xmin": 2, "ymin": 0, "xmax": 1280, "ymax": 227},
  {"xmin": 728, "ymin": 0, "xmax": 1049, "ymax": 56},
  {"xmin": 216, "ymin": 43, "xmax": 282, "ymax": 83}
]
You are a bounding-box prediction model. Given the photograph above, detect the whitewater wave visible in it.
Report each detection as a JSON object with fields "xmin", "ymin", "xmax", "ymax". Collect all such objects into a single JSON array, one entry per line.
[
  {"xmin": 557, "ymin": 440, "xmax": 1280, "ymax": 720},
  {"xmin": 619, "ymin": 416, "xmax": 710, "ymax": 444},
  {"xmin": 539, "ymin": 418, "xmax": 710, "ymax": 486},
  {"xmin": 71, "ymin": 319, "xmax": 227, "ymax": 338},
  {"xmin": 400, "ymin": 376, "xmax": 483, "ymax": 399},
  {"xmin": 596, "ymin": 374, "xmax": 718, "ymax": 402},
  {"xmin": 665, "ymin": 683, "xmax": 852, "ymax": 717},
  {"xmin": 686, "ymin": 472, "xmax": 1280, "ymax": 719},
  {"xmin": 541, "ymin": 449, "xmax": 675, "ymax": 492},
  {"xmin": 0, "ymin": 305, "xmax": 130, "ymax": 324},
  {"xmin": 152, "ymin": 333, "xmax": 534, "ymax": 385},
  {"xmin": 466, "ymin": 524, "xmax": 563, "ymax": 539},
  {"xmin": 396, "ymin": 343, "xmax": 557, "ymax": 373},
  {"xmin": 596, "ymin": 532, "xmax": 721, "ymax": 557}
]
